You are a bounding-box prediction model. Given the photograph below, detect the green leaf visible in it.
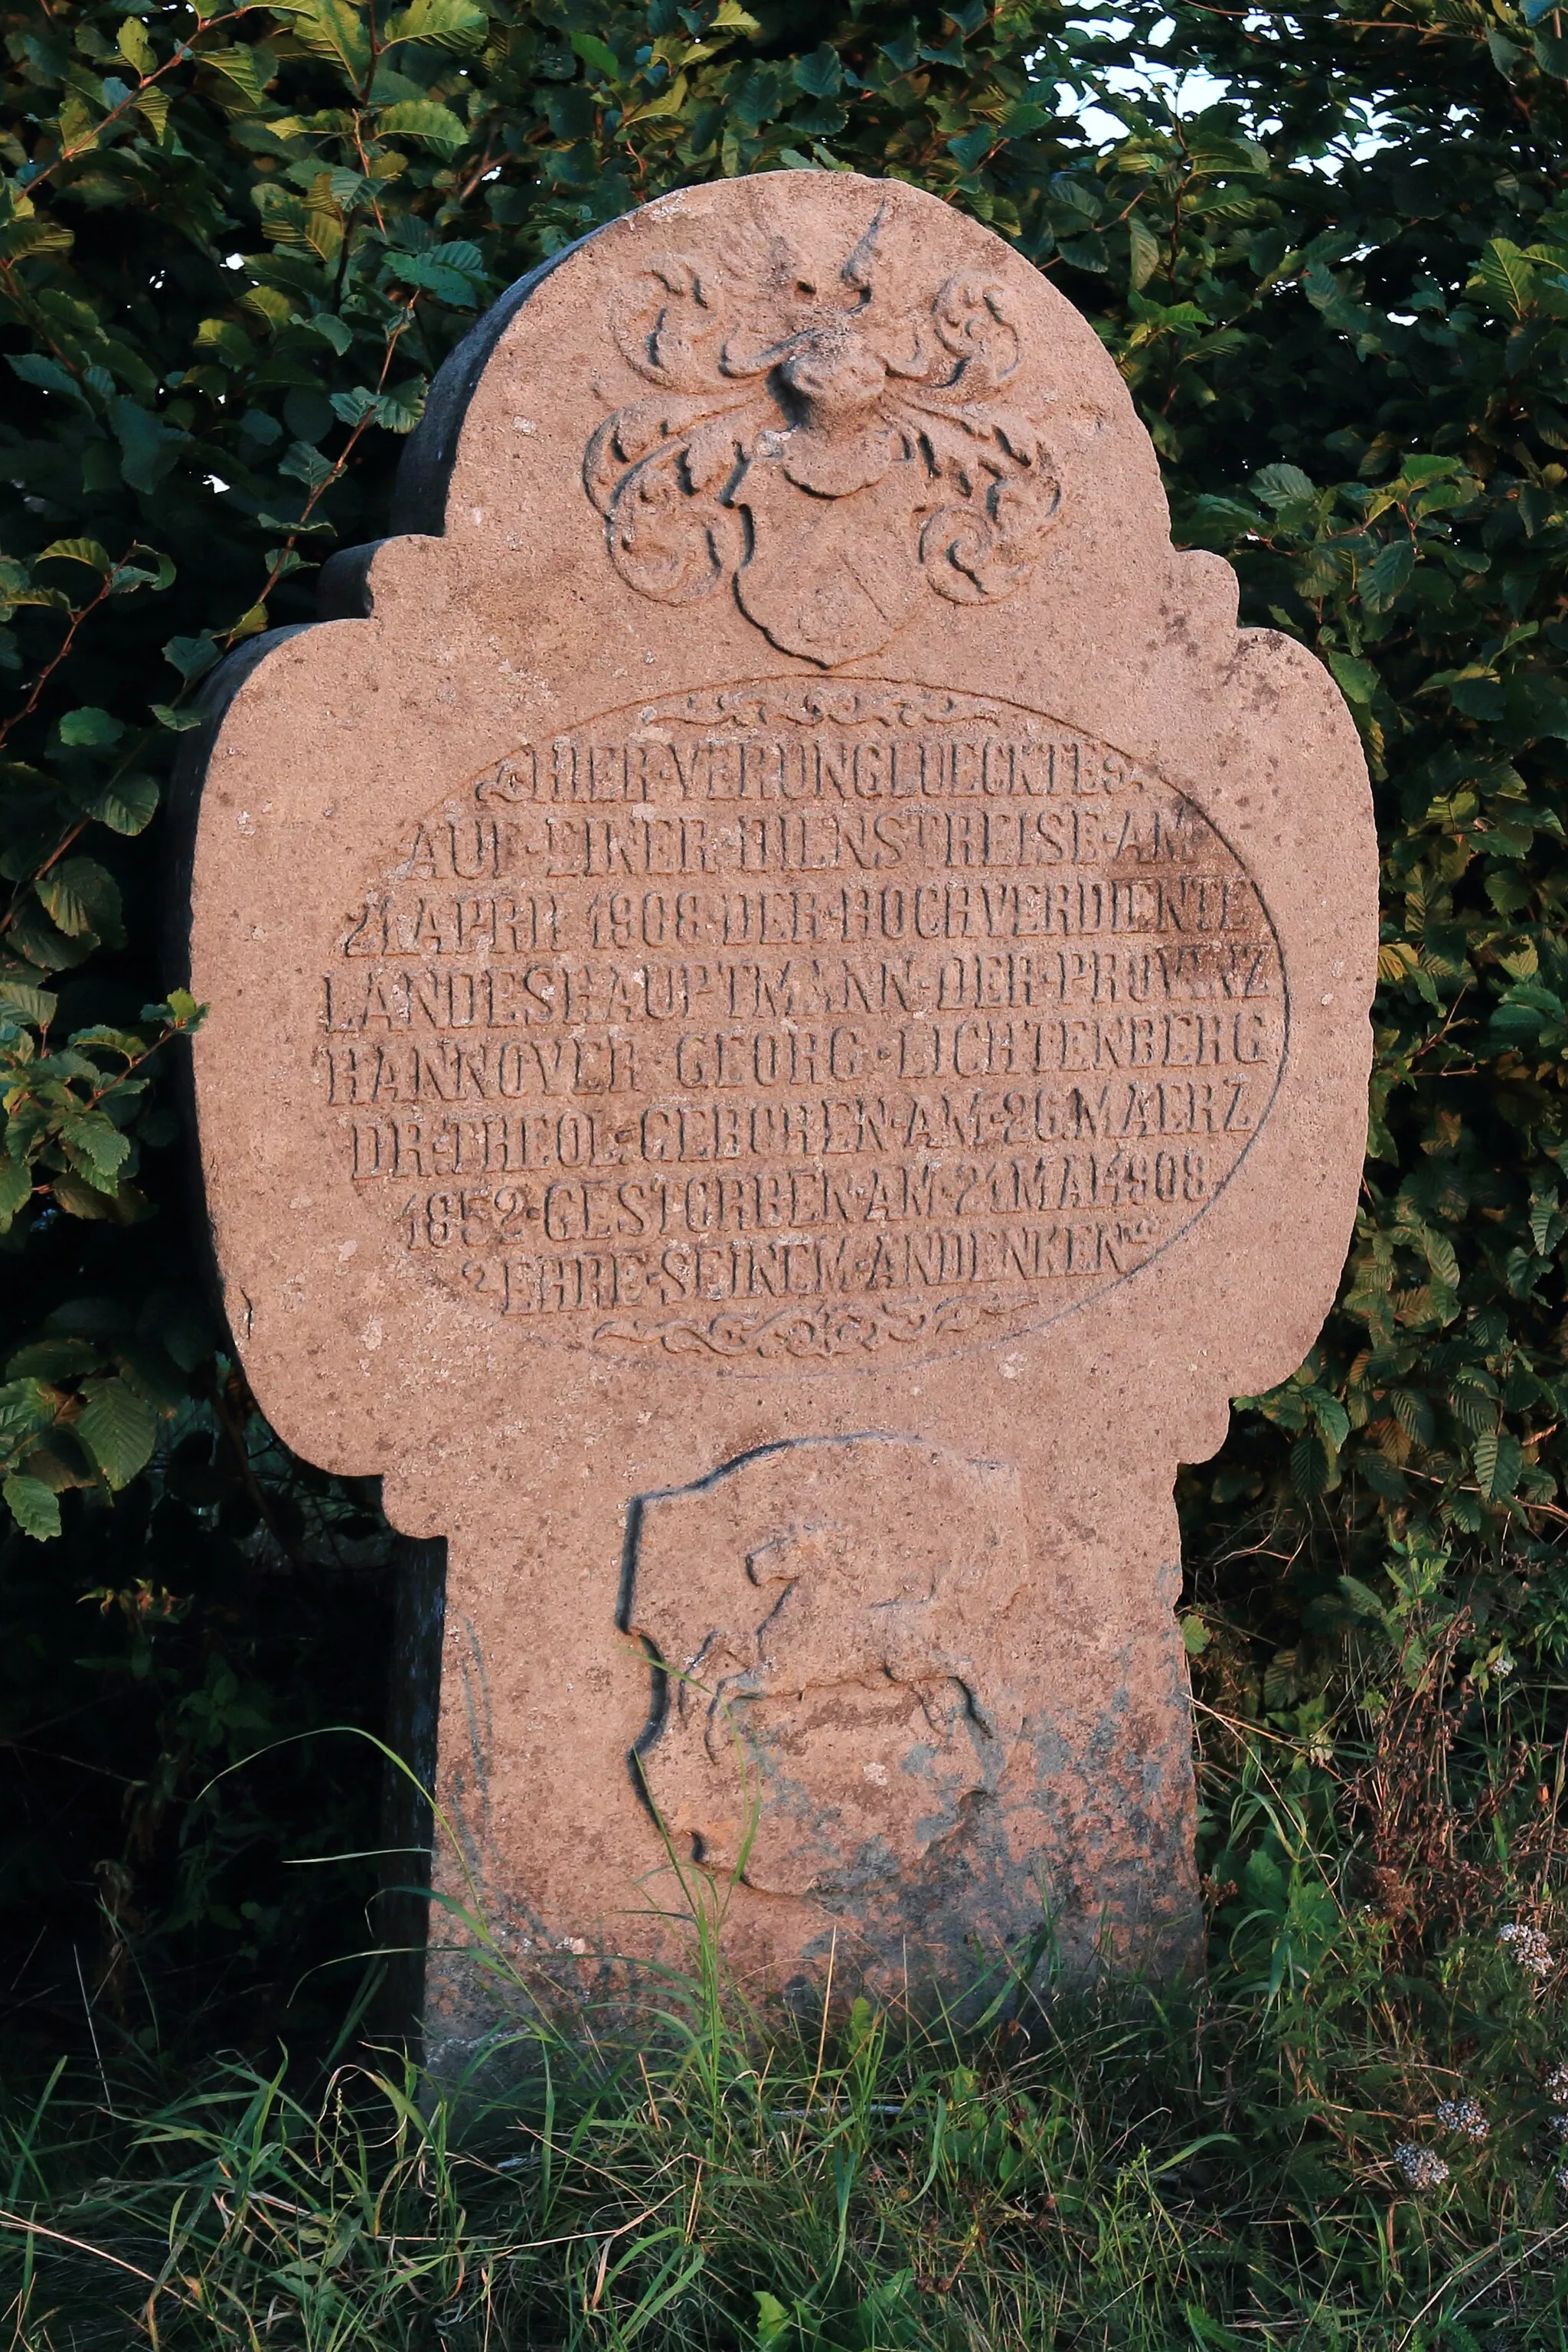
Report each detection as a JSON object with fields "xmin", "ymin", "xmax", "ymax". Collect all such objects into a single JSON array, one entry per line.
[
  {"xmin": 1472, "ymin": 1429, "xmax": 1523, "ymax": 1502},
  {"xmin": 1290, "ymin": 1430, "xmax": 1331, "ymax": 1500},
  {"xmin": 1338, "ymin": 1576, "xmax": 1387, "ymax": 1624},
  {"xmin": 1449, "ymin": 674, "xmax": 1506, "ymax": 721},
  {"xmin": 1184, "ymin": 494, "xmax": 1262, "ymax": 545},
  {"xmin": 1263, "ymin": 1651, "xmax": 1300, "ymax": 1711},
  {"xmin": 383, "ymin": 249, "xmax": 487, "ymax": 305},
  {"xmin": 145, "ymin": 988, "xmax": 202, "ymax": 1028},
  {"xmin": 116, "ymin": 16, "xmax": 155, "ymax": 74},
  {"xmin": 754, "ymin": 2292, "xmax": 791, "ymax": 2352},
  {"xmin": 163, "ymin": 632, "xmax": 219, "ymax": 682},
  {"xmin": 70, "ymin": 1025, "xmax": 145, "ymax": 1060},
  {"xmin": 375, "ymin": 99, "xmax": 468, "ymax": 151},
  {"xmin": 267, "ymin": 0, "xmax": 372, "ymax": 84},
  {"xmin": 58, "ymin": 1112, "xmax": 132, "ymax": 1191},
  {"xmin": 57, "ymin": 706, "xmax": 123, "ymax": 747},
  {"xmin": 383, "ymin": 0, "xmax": 488, "ymax": 49},
  {"xmin": 201, "ymin": 43, "xmax": 276, "ymax": 106},
  {"xmin": 327, "ymin": 386, "xmax": 377, "ymax": 430},
  {"xmin": 1361, "ymin": 538, "xmax": 1416, "ymax": 612},
  {"xmin": 1473, "ymin": 238, "xmax": 1537, "ymax": 318},
  {"xmin": 376, "ymin": 380, "xmax": 426, "ymax": 433},
  {"xmin": 3, "ymin": 1474, "xmax": 60, "ymax": 1540},
  {"xmin": 8, "ymin": 900, "xmax": 81, "ymax": 975},
  {"xmin": 0, "ymin": 982, "xmax": 57, "ymax": 1025},
  {"xmin": 1251, "ymin": 462, "xmax": 1316, "ymax": 509},
  {"xmin": 38, "ymin": 537, "xmax": 113, "ymax": 572},
  {"xmin": 1305, "ymin": 1387, "xmax": 1350, "ymax": 1450},
  {"xmin": 1183, "ymin": 2300, "xmax": 1247, "ymax": 2351},
  {"xmin": 49, "ymin": 1174, "xmax": 124, "ymax": 1222},
  {"xmin": 948, "ymin": 126, "xmax": 994, "ymax": 172},
  {"xmin": 94, "ymin": 774, "xmax": 160, "ymax": 835},
  {"xmin": 36, "ymin": 859, "xmax": 122, "ymax": 946},
  {"xmin": 112, "ymin": 397, "xmax": 188, "ymax": 495},
  {"xmin": 1492, "ymin": 980, "xmax": 1568, "ymax": 1054},
  {"xmin": 1422, "ymin": 1228, "xmax": 1460, "ymax": 1288},
  {"xmin": 8, "ymin": 353, "xmax": 88, "ymax": 407},
  {"xmin": 793, "ymin": 43, "xmax": 841, "ymax": 97},
  {"xmin": 1184, "ymin": 132, "xmax": 1269, "ymax": 178},
  {"xmin": 1327, "ymin": 652, "xmax": 1380, "ymax": 706},
  {"xmin": 0, "ymin": 1378, "xmax": 56, "ymax": 1458},
  {"xmin": 6, "ymin": 1339, "xmax": 100, "ymax": 1383},
  {"xmin": 0, "ymin": 1155, "xmax": 33, "ymax": 1231},
  {"xmin": 1128, "ymin": 211, "xmax": 1160, "ymax": 292},
  {"xmin": 109, "ymin": 548, "xmax": 176, "ymax": 596},
  {"xmin": 568, "ymin": 31, "xmax": 621, "ymax": 78},
  {"xmin": 76, "ymin": 1377, "xmax": 158, "ymax": 1490}
]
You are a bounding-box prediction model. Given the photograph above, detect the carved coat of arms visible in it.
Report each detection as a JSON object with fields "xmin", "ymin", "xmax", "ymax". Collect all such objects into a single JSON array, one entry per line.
[
  {"xmin": 584, "ymin": 206, "xmax": 1063, "ymax": 668},
  {"xmin": 624, "ymin": 1439, "xmax": 1029, "ymax": 1908}
]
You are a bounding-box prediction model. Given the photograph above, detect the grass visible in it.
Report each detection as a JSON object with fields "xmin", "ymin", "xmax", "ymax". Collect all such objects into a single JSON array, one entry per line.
[{"xmin": 5, "ymin": 1580, "xmax": 1568, "ymax": 2349}]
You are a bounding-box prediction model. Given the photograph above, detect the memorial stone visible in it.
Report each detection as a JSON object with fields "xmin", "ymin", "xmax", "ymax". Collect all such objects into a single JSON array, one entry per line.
[{"xmin": 185, "ymin": 172, "xmax": 1377, "ymax": 2032}]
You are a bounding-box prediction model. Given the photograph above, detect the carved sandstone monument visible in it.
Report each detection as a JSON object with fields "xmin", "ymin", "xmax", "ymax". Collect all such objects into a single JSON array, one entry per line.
[{"xmin": 184, "ymin": 173, "xmax": 1377, "ymax": 2018}]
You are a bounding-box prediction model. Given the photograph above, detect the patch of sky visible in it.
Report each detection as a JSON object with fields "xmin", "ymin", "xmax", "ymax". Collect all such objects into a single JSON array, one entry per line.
[
  {"xmin": 1048, "ymin": 11, "xmax": 1393, "ymax": 168},
  {"xmin": 1048, "ymin": 13, "xmax": 1240, "ymax": 149}
]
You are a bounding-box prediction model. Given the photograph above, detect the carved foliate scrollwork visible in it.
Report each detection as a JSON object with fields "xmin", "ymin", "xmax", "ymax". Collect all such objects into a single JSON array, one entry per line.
[{"xmin": 583, "ymin": 205, "xmax": 1063, "ymax": 668}]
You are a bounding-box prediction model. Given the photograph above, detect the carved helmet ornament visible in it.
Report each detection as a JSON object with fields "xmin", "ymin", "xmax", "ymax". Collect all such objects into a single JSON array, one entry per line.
[{"xmin": 583, "ymin": 205, "xmax": 1063, "ymax": 668}]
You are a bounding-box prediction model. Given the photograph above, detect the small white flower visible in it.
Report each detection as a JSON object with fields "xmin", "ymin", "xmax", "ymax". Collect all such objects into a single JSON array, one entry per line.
[
  {"xmin": 1545, "ymin": 2063, "xmax": 1568, "ymax": 2105},
  {"xmin": 1435, "ymin": 2097, "xmax": 1488, "ymax": 2141},
  {"xmin": 1557, "ymin": 2164, "xmax": 1568, "ymax": 2199},
  {"xmin": 1499, "ymin": 1922, "xmax": 1554, "ymax": 1978},
  {"xmin": 1393, "ymin": 2142, "xmax": 1449, "ymax": 2190}
]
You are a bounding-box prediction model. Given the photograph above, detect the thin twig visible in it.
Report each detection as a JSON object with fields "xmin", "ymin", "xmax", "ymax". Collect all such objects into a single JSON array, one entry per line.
[{"xmin": 72, "ymin": 1947, "xmax": 114, "ymax": 2120}]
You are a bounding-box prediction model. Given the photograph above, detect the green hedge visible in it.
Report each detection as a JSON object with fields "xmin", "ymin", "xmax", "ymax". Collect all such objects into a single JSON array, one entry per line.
[{"xmin": 2, "ymin": 0, "xmax": 1566, "ymax": 1999}]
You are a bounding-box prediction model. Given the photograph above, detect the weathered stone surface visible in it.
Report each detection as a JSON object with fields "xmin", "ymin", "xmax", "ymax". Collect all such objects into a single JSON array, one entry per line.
[{"xmin": 184, "ymin": 172, "xmax": 1377, "ymax": 2030}]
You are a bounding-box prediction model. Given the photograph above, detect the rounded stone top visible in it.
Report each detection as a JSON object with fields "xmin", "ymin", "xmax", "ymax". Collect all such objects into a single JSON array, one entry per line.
[
  {"xmin": 388, "ymin": 170, "xmax": 1169, "ymax": 678},
  {"xmin": 185, "ymin": 169, "xmax": 1374, "ymax": 1483}
]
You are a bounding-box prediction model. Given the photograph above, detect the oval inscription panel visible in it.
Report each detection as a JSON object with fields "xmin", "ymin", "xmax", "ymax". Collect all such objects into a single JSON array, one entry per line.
[{"xmin": 318, "ymin": 681, "xmax": 1287, "ymax": 1367}]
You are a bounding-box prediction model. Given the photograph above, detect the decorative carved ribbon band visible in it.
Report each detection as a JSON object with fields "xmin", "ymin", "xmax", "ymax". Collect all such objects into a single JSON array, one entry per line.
[
  {"xmin": 632, "ymin": 681, "xmax": 1025, "ymax": 732},
  {"xmin": 583, "ymin": 204, "xmax": 1063, "ymax": 670},
  {"xmin": 595, "ymin": 1292, "xmax": 1025, "ymax": 1360}
]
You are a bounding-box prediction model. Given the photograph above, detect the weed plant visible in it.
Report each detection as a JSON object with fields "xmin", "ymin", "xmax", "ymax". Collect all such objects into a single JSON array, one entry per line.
[{"xmin": 5, "ymin": 1552, "xmax": 1567, "ymax": 2351}]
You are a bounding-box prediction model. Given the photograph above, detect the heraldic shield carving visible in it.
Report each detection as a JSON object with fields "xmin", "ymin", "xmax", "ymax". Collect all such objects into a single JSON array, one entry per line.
[
  {"xmin": 582, "ymin": 203, "xmax": 1064, "ymax": 668},
  {"xmin": 625, "ymin": 1438, "xmax": 1031, "ymax": 1914}
]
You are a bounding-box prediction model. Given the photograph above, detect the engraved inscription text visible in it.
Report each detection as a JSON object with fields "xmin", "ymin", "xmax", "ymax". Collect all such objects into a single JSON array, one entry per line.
[{"xmin": 318, "ymin": 684, "xmax": 1286, "ymax": 1361}]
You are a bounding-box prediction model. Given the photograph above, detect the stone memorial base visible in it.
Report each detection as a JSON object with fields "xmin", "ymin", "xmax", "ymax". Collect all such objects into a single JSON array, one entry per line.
[{"xmin": 392, "ymin": 1384, "xmax": 1223, "ymax": 2058}]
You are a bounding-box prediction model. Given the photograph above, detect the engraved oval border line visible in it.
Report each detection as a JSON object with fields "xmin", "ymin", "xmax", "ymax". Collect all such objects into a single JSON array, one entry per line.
[{"xmin": 328, "ymin": 679, "xmax": 1291, "ymax": 1374}]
